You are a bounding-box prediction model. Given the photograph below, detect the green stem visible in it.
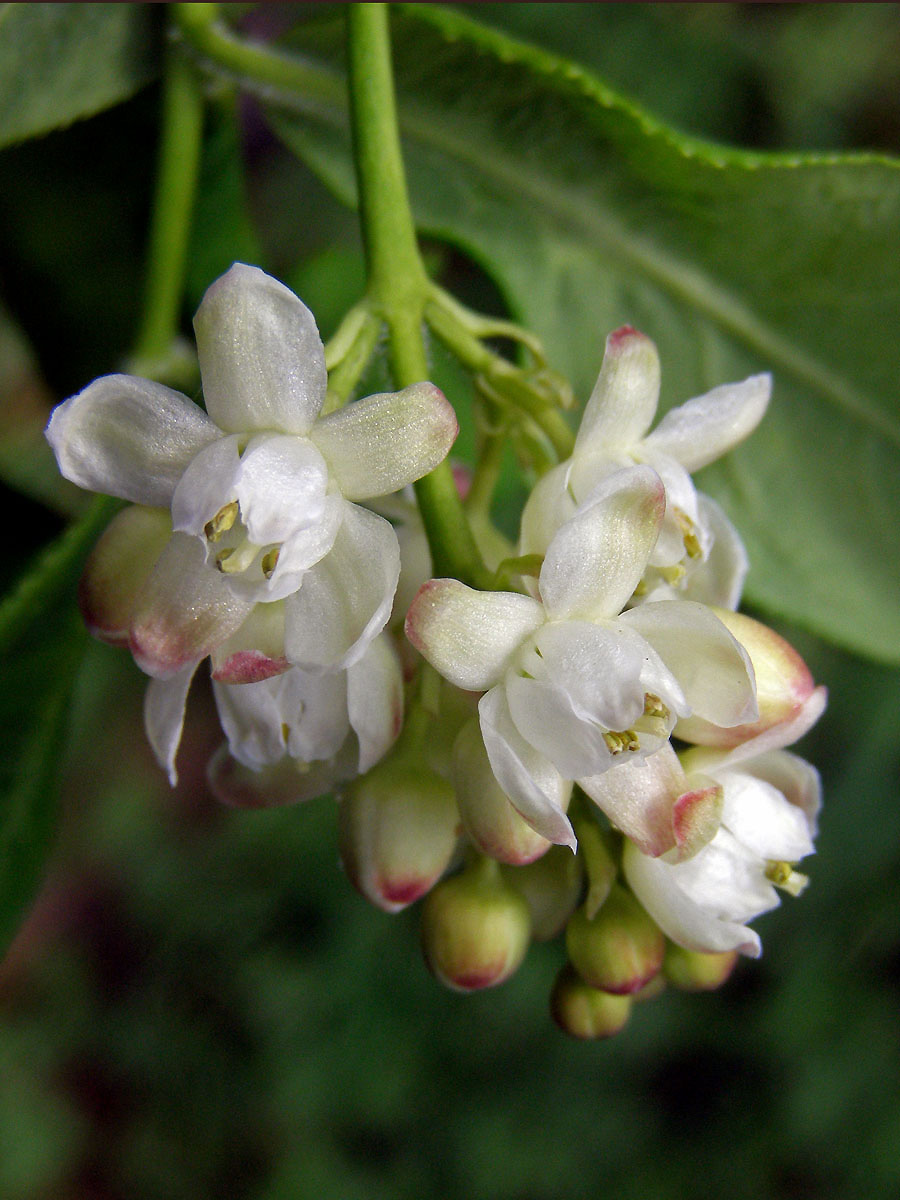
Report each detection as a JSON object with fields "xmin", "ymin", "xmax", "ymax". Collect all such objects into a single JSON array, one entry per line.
[
  {"xmin": 132, "ymin": 44, "xmax": 205, "ymax": 367},
  {"xmin": 346, "ymin": 3, "xmax": 490, "ymax": 588}
]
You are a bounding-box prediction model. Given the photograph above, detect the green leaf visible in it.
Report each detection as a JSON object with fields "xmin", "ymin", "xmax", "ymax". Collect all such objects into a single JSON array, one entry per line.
[
  {"xmin": 249, "ymin": 5, "xmax": 900, "ymax": 664},
  {"xmin": 0, "ymin": 497, "xmax": 116, "ymax": 956},
  {"xmin": 0, "ymin": 3, "xmax": 161, "ymax": 151}
]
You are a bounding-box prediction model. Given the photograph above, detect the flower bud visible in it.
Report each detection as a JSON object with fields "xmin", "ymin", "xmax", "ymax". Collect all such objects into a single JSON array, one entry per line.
[
  {"xmin": 663, "ymin": 942, "xmax": 738, "ymax": 991},
  {"xmin": 566, "ymin": 885, "xmax": 664, "ymax": 995},
  {"xmin": 78, "ymin": 505, "xmax": 171, "ymax": 644},
  {"xmin": 502, "ymin": 844, "xmax": 584, "ymax": 941},
  {"xmin": 675, "ymin": 609, "xmax": 815, "ymax": 747},
  {"xmin": 338, "ymin": 760, "xmax": 459, "ymax": 914},
  {"xmin": 453, "ymin": 718, "xmax": 559, "ymax": 865},
  {"xmin": 550, "ymin": 965, "xmax": 632, "ymax": 1039},
  {"xmin": 421, "ymin": 858, "xmax": 531, "ymax": 991}
]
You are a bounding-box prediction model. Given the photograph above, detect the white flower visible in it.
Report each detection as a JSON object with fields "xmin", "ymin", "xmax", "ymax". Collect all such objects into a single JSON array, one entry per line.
[
  {"xmin": 47, "ymin": 263, "xmax": 457, "ymax": 678},
  {"xmin": 623, "ymin": 689, "xmax": 825, "ymax": 956},
  {"xmin": 406, "ymin": 466, "xmax": 757, "ymax": 854},
  {"xmin": 520, "ymin": 326, "xmax": 770, "ymax": 608}
]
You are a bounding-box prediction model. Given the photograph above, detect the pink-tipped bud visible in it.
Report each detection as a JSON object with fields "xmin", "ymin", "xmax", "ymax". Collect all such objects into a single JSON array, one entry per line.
[
  {"xmin": 663, "ymin": 942, "xmax": 738, "ymax": 991},
  {"xmin": 675, "ymin": 609, "xmax": 815, "ymax": 747},
  {"xmin": 78, "ymin": 505, "xmax": 171, "ymax": 644},
  {"xmin": 503, "ymin": 844, "xmax": 584, "ymax": 941},
  {"xmin": 338, "ymin": 762, "xmax": 459, "ymax": 914},
  {"xmin": 453, "ymin": 718, "xmax": 559, "ymax": 865},
  {"xmin": 566, "ymin": 885, "xmax": 665, "ymax": 995},
  {"xmin": 420, "ymin": 858, "xmax": 531, "ymax": 992},
  {"xmin": 550, "ymin": 965, "xmax": 632, "ymax": 1040}
]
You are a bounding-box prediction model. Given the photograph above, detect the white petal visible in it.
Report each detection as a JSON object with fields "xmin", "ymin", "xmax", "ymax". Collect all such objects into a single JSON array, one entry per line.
[
  {"xmin": 194, "ymin": 263, "xmax": 326, "ymax": 435},
  {"xmin": 311, "ymin": 383, "xmax": 458, "ymax": 501},
  {"xmin": 284, "ymin": 502, "xmax": 399, "ymax": 672},
  {"xmin": 681, "ymin": 494, "xmax": 748, "ymax": 608},
  {"xmin": 405, "ymin": 579, "xmax": 544, "ymax": 692},
  {"xmin": 518, "ymin": 461, "xmax": 577, "ymax": 558},
  {"xmin": 78, "ymin": 505, "xmax": 172, "ymax": 644},
  {"xmin": 579, "ymin": 745, "xmax": 686, "ymax": 858},
  {"xmin": 720, "ymin": 771, "xmax": 815, "ymax": 861},
  {"xmin": 621, "ymin": 600, "xmax": 757, "ymax": 727},
  {"xmin": 347, "ymin": 633, "xmax": 404, "ymax": 773},
  {"xmin": 640, "ymin": 455, "xmax": 703, "ymax": 568},
  {"xmin": 644, "ymin": 373, "xmax": 771, "ymax": 472},
  {"xmin": 539, "ymin": 466, "xmax": 665, "ymax": 621},
  {"xmin": 144, "ymin": 664, "xmax": 197, "ymax": 786},
  {"xmin": 46, "ymin": 375, "xmax": 219, "ymax": 505},
  {"xmin": 235, "ymin": 434, "xmax": 329, "ymax": 544},
  {"xmin": 171, "ymin": 434, "xmax": 242, "ymax": 535},
  {"xmin": 739, "ymin": 750, "xmax": 822, "ymax": 835},
  {"xmin": 479, "ymin": 686, "xmax": 576, "ymax": 849},
  {"xmin": 574, "ymin": 327, "xmax": 661, "ymax": 456},
  {"xmin": 210, "ymin": 602, "xmax": 289, "ymax": 683},
  {"xmin": 212, "ymin": 676, "xmax": 288, "ymax": 769},
  {"xmin": 208, "ymin": 744, "xmax": 350, "ymax": 808},
  {"xmin": 263, "ymin": 494, "xmax": 344, "ymax": 601},
  {"xmin": 623, "ymin": 838, "xmax": 762, "ymax": 957},
  {"xmin": 671, "ymin": 829, "xmax": 779, "ymax": 922},
  {"xmin": 129, "ymin": 533, "xmax": 255, "ymax": 677},
  {"xmin": 281, "ymin": 671, "xmax": 349, "ymax": 764}
]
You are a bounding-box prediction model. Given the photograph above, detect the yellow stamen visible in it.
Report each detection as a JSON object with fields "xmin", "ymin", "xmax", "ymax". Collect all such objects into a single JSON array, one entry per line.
[
  {"xmin": 675, "ymin": 508, "xmax": 702, "ymax": 560},
  {"xmin": 765, "ymin": 861, "xmax": 809, "ymax": 897},
  {"xmin": 643, "ymin": 692, "xmax": 669, "ymax": 720},
  {"xmin": 261, "ymin": 547, "xmax": 281, "ymax": 579},
  {"xmin": 659, "ymin": 564, "xmax": 686, "ymax": 585},
  {"xmin": 604, "ymin": 729, "xmax": 640, "ymax": 755},
  {"xmin": 204, "ymin": 500, "xmax": 239, "ymax": 542}
]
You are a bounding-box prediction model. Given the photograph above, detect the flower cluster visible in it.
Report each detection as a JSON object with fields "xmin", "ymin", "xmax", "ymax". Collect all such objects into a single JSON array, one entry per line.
[{"xmin": 47, "ymin": 268, "xmax": 825, "ymax": 1037}]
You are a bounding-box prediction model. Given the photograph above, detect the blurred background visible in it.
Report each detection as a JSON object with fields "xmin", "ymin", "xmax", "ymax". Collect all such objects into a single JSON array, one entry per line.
[{"xmin": 1, "ymin": 5, "xmax": 899, "ymax": 1198}]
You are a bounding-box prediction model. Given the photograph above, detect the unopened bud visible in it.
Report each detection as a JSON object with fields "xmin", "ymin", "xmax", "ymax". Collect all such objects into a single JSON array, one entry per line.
[
  {"xmin": 663, "ymin": 942, "xmax": 738, "ymax": 991},
  {"xmin": 675, "ymin": 609, "xmax": 815, "ymax": 747},
  {"xmin": 453, "ymin": 718, "xmax": 559, "ymax": 865},
  {"xmin": 421, "ymin": 857, "xmax": 531, "ymax": 992},
  {"xmin": 566, "ymin": 884, "xmax": 664, "ymax": 995},
  {"xmin": 78, "ymin": 505, "xmax": 171, "ymax": 644},
  {"xmin": 339, "ymin": 761, "xmax": 459, "ymax": 914},
  {"xmin": 502, "ymin": 844, "xmax": 583, "ymax": 941},
  {"xmin": 550, "ymin": 966, "xmax": 632, "ymax": 1040}
]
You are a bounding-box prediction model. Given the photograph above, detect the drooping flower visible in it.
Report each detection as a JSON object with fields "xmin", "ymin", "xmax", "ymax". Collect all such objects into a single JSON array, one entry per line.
[
  {"xmin": 47, "ymin": 263, "xmax": 458, "ymax": 679},
  {"xmin": 406, "ymin": 465, "xmax": 757, "ymax": 855},
  {"xmin": 622, "ymin": 688, "xmax": 825, "ymax": 956},
  {"xmin": 204, "ymin": 631, "xmax": 404, "ymax": 807},
  {"xmin": 519, "ymin": 327, "xmax": 770, "ymax": 608}
]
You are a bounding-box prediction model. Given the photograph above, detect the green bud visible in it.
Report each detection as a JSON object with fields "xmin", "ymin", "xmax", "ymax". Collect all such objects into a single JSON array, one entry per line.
[
  {"xmin": 421, "ymin": 857, "xmax": 531, "ymax": 992},
  {"xmin": 550, "ymin": 965, "xmax": 632, "ymax": 1040},
  {"xmin": 663, "ymin": 942, "xmax": 738, "ymax": 991},
  {"xmin": 339, "ymin": 760, "xmax": 459, "ymax": 914},
  {"xmin": 566, "ymin": 884, "xmax": 664, "ymax": 995},
  {"xmin": 502, "ymin": 844, "xmax": 583, "ymax": 941}
]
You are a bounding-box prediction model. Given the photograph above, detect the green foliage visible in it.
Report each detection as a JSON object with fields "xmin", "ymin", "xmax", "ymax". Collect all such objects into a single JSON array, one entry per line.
[
  {"xmin": 0, "ymin": 3, "xmax": 161, "ymax": 150},
  {"xmin": 260, "ymin": 3, "xmax": 900, "ymax": 664}
]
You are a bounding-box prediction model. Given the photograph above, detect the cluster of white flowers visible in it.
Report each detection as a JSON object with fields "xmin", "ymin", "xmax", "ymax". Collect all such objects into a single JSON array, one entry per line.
[{"xmin": 47, "ymin": 264, "xmax": 824, "ymax": 1030}]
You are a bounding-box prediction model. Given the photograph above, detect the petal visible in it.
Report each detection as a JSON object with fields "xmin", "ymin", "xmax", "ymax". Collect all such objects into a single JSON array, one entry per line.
[
  {"xmin": 538, "ymin": 466, "xmax": 664, "ymax": 621},
  {"xmin": 479, "ymin": 686, "xmax": 576, "ymax": 850},
  {"xmin": 310, "ymin": 383, "xmax": 458, "ymax": 501},
  {"xmin": 171, "ymin": 434, "xmax": 242, "ymax": 535},
  {"xmin": 347, "ymin": 633, "xmax": 404, "ymax": 773},
  {"xmin": 579, "ymin": 744, "xmax": 689, "ymax": 858},
  {"xmin": 210, "ymin": 602, "xmax": 289, "ymax": 683},
  {"xmin": 129, "ymin": 533, "xmax": 256, "ymax": 677},
  {"xmin": 644, "ymin": 373, "xmax": 771, "ymax": 472},
  {"xmin": 739, "ymin": 750, "xmax": 822, "ymax": 835},
  {"xmin": 623, "ymin": 838, "xmax": 763, "ymax": 957},
  {"xmin": 405, "ymin": 579, "xmax": 544, "ymax": 692},
  {"xmin": 574, "ymin": 327, "xmax": 661, "ymax": 456},
  {"xmin": 208, "ymin": 744, "xmax": 351, "ymax": 808},
  {"xmin": 194, "ymin": 263, "xmax": 326, "ymax": 435},
  {"xmin": 78, "ymin": 505, "xmax": 172, "ymax": 644},
  {"xmin": 46, "ymin": 374, "xmax": 219, "ymax": 505},
  {"xmin": 284, "ymin": 502, "xmax": 399, "ymax": 672},
  {"xmin": 719, "ymin": 771, "xmax": 815, "ymax": 862},
  {"xmin": 235, "ymin": 434, "xmax": 329, "ymax": 545},
  {"xmin": 212, "ymin": 676, "xmax": 288, "ymax": 769},
  {"xmin": 143, "ymin": 664, "xmax": 197, "ymax": 786},
  {"xmin": 621, "ymin": 600, "xmax": 757, "ymax": 727},
  {"xmin": 518, "ymin": 461, "xmax": 577, "ymax": 558},
  {"xmin": 262, "ymin": 494, "xmax": 345, "ymax": 602}
]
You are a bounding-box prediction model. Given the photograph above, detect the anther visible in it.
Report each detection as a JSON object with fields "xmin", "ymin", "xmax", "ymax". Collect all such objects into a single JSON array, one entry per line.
[
  {"xmin": 643, "ymin": 693, "xmax": 669, "ymax": 720},
  {"xmin": 765, "ymin": 861, "xmax": 809, "ymax": 897},
  {"xmin": 604, "ymin": 729, "xmax": 640, "ymax": 755},
  {"xmin": 204, "ymin": 500, "xmax": 239, "ymax": 543},
  {"xmin": 675, "ymin": 508, "xmax": 702, "ymax": 560},
  {"xmin": 261, "ymin": 547, "xmax": 281, "ymax": 579}
]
